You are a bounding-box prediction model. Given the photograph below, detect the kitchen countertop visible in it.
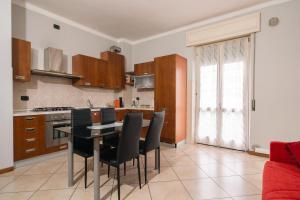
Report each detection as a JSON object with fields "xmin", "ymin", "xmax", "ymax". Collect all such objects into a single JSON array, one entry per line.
[{"xmin": 13, "ymin": 107, "xmax": 154, "ymax": 117}]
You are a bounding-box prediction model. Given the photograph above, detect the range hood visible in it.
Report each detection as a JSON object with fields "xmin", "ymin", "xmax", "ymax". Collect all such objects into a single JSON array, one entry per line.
[
  {"xmin": 31, "ymin": 69, "xmax": 82, "ymax": 79},
  {"xmin": 31, "ymin": 47, "xmax": 81, "ymax": 79}
]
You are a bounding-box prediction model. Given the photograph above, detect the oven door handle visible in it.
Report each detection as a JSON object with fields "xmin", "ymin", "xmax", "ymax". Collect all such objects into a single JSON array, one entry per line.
[{"xmin": 52, "ymin": 121, "xmax": 71, "ymax": 126}]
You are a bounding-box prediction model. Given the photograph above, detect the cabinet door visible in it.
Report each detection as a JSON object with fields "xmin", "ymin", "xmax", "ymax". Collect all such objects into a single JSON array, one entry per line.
[
  {"xmin": 154, "ymin": 56, "xmax": 176, "ymax": 143},
  {"xmin": 101, "ymin": 52, "xmax": 125, "ymax": 89},
  {"xmin": 89, "ymin": 57, "xmax": 100, "ymax": 87},
  {"xmin": 98, "ymin": 59, "xmax": 107, "ymax": 88},
  {"xmin": 12, "ymin": 38, "xmax": 31, "ymax": 81},
  {"xmin": 72, "ymin": 55, "xmax": 91, "ymax": 86},
  {"xmin": 134, "ymin": 61, "xmax": 154, "ymax": 75}
]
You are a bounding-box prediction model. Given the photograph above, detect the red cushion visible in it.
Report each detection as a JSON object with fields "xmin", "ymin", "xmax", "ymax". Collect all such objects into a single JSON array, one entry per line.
[
  {"xmin": 263, "ymin": 161, "xmax": 300, "ymax": 200},
  {"xmin": 287, "ymin": 141, "xmax": 300, "ymax": 166}
]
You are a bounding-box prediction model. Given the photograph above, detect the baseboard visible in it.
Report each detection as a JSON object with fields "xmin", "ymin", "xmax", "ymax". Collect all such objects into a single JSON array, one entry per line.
[
  {"xmin": 0, "ymin": 166, "xmax": 14, "ymax": 174},
  {"xmin": 247, "ymin": 150, "xmax": 269, "ymax": 158}
]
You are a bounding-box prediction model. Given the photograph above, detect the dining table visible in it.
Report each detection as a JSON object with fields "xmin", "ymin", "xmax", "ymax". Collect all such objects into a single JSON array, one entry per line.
[{"xmin": 55, "ymin": 120, "xmax": 150, "ymax": 200}]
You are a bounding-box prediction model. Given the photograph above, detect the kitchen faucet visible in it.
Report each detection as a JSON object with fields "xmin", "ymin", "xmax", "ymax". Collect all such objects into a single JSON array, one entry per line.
[{"xmin": 87, "ymin": 99, "xmax": 94, "ymax": 109}]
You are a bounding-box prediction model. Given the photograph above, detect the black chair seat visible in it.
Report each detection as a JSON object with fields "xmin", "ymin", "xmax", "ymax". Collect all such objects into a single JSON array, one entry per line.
[{"xmin": 103, "ymin": 133, "xmax": 119, "ymax": 147}]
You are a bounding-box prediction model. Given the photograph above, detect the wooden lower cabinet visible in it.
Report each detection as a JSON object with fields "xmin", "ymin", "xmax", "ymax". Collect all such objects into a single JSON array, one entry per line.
[{"xmin": 14, "ymin": 115, "xmax": 45, "ymax": 161}]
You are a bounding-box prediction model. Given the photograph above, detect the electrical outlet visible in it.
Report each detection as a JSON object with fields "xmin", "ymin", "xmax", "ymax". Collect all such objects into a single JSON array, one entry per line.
[{"xmin": 21, "ymin": 96, "xmax": 29, "ymax": 101}]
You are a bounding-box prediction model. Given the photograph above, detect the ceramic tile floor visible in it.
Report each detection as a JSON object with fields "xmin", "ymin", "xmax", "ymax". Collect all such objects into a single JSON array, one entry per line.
[{"xmin": 0, "ymin": 144, "xmax": 267, "ymax": 200}]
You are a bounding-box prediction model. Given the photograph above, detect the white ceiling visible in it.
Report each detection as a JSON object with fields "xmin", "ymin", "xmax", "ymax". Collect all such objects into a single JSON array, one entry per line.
[{"xmin": 23, "ymin": 0, "xmax": 271, "ymax": 41}]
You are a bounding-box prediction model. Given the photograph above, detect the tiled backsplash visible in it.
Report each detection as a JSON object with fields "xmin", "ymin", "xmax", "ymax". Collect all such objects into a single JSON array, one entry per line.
[
  {"xmin": 13, "ymin": 75, "xmax": 154, "ymax": 110},
  {"xmin": 13, "ymin": 75, "xmax": 117, "ymax": 110}
]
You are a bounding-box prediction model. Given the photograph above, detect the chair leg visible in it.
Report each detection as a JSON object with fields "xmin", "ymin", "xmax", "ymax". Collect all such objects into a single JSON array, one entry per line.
[
  {"xmin": 144, "ymin": 153, "xmax": 147, "ymax": 184},
  {"xmin": 155, "ymin": 149, "xmax": 158, "ymax": 170},
  {"xmin": 137, "ymin": 156, "xmax": 141, "ymax": 189},
  {"xmin": 133, "ymin": 158, "xmax": 135, "ymax": 166},
  {"xmin": 117, "ymin": 165, "xmax": 121, "ymax": 200},
  {"xmin": 84, "ymin": 157, "xmax": 88, "ymax": 188},
  {"xmin": 124, "ymin": 162, "xmax": 126, "ymax": 176},
  {"xmin": 108, "ymin": 163, "xmax": 110, "ymax": 178},
  {"xmin": 158, "ymin": 147, "xmax": 161, "ymax": 173},
  {"xmin": 101, "ymin": 161, "xmax": 103, "ymax": 167}
]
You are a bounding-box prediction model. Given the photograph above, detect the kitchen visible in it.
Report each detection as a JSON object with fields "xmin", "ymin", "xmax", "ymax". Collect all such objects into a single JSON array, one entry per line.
[{"xmin": 12, "ymin": 3, "xmax": 187, "ymax": 163}]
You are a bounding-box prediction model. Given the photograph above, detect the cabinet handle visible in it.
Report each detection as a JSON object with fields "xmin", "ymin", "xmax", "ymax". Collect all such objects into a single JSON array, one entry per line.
[
  {"xmin": 85, "ymin": 82, "xmax": 91, "ymax": 86},
  {"xmin": 25, "ymin": 128, "xmax": 36, "ymax": 132},
  {"xmin": 25, "ymin": 148, "xmax": 36, "ymax": 153},
  {"xmin": 15, "ymin": 75, "xmax": 25, "ymax": 80},
  {"xmin": 25, "ymin": 138, "xmax": 36, "ymax": 142},
  {"xmin": 59, "ymin": 145, "xmax": 67, "ymax": 149},
  {"xmin": 25, "ymin": 117, "xmax": 35, "ymax": 120}
]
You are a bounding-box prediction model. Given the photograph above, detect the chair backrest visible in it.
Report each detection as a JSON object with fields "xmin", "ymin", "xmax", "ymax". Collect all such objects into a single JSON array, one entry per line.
[
  {"xmin": 71, "ymin": 108, "xmax": 92, "ymax": 127},
  {"xmin": 100, "ymin": 107, "xmax": 116, "ymax": 134},
  {"xmin": 144, "ymin": 111, "xmax": 165, "ymax": 152},
  {"xmin": 117, "ymin": 112, "xmax": 143, "ymax": 163},
  {"xmin": 71, "ymin": 108, "xmax": 93, "ymax": 155},
  {"xmin": 101, "ymin": 107, "xmax": 116, "ymax": 124}
]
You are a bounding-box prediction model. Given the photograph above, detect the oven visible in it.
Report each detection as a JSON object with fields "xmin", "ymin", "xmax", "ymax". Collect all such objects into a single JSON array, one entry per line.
[{"xmin": 45, "ymin": 113, "xmax": 71, "ymax": 148}]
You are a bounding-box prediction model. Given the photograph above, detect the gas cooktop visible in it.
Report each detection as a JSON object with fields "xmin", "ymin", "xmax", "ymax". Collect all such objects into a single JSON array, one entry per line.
[{"xmin": 32, "ymin": 107, "xmax": 74, "ymax": 112}]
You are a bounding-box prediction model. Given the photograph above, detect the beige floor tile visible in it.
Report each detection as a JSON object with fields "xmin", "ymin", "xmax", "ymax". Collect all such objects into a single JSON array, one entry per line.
[
  {"xmin": 213, "ymin": 176, "xmax": 261, "ymax": 197},
  {"xmin": 149, "ymin": 181, "xmax": 192, "ymax": 200},
  {"xmin": 168, "ymin": 156, "xmax": 196, "ymax": 167},
  {"xmin": 182, "ymin": 179, "xmax": 230, "ymax": 199},
  {"xmin": 172, "ymin": 166, "xmax": 207, "ymax": 180},
  {"xmin": 0, "ymin": 174, "xmax": 50, "ymax": 193},
  {"xmin": 110, "ymin": 184, "xmax": 151, "ymax": 200},
  {"xmin": 23, "ymin": 161, "xmax": 63, "ymax": 175},
  {"xmin": 0, "ymin": 176, "xmax": 16, "ymax": 189},
  {"xmin": 189, "ymin": 154, "xmax": 218, "ymax": 165},
  {"xmin": 242, "ymin": 174, "xmax": 263, "ymax": 190},
  {"xmin": 224, "ymin": 162, "xmax": 262, "ymax": 175},
  {"xmin": 148, "ymin": 167, "xmax": 178, "ymax": 183},
  {"xmin": 144, "ymin": 155, "xmax": 170, "ymax": 167},
  {"xmin": 71, "ymin": 186, "xmax": 113, "ymax": 200},
  {"xmin": 0, "ymin": 192, "xmax": 33, "ymax": 200},
  {"xmin": 0, "ymin": 166, "xmax": 32, "ymax": 177},
  {"xmin": 56, "ymin": 161, "xmax": 85, "ymax": 174},
  {"xmin": 233, "ymin": 195, "xmax": 261, "ymax": 200},
  {"xmin": 200, "ymin": 164, "xmax": 237, "ymax": 177},
  {"xmin": 77, "ymin": 171, "xmax": 114, "ymax": 188},
  {"xmin": 29, "ymin": 189, "xmax": 74, "ymax": 200},
  {"xmin": 40, "ymin": 173, "xmax": 78, "ymax": 190}
]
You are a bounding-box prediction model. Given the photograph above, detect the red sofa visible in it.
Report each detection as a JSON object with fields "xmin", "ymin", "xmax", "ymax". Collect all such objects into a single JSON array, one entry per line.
[{"xmin": 263, "ymin": 142, "xmax": 300, "ymax": 200}]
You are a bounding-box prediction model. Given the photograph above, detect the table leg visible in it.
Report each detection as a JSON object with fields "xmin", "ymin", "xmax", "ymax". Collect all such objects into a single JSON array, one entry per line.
[
  {"xmin": 155, "ymin": 149, "xmax": 158, "ymax": 169},
  {"xmin": 94, "ymin": 137, "xmax": 100, "ymax": 200},
  {"xmin": 68, "ymin": 135, "xmax": 74, "ymax": 187}
]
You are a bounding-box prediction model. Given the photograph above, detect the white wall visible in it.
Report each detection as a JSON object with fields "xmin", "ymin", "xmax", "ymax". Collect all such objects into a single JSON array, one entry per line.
[
  {"xmin": 0, "ymin": 0, "xmax": 13, "ymax": 169},
  {"xmin": 133, "ymin": 0, "xmax": 300, "ymax": 148},
  {"xmin": 251, "ymin": 0, "xmax": 300, "ymax": 149},
  {"xmin": 12, "ymin": 5, "xmax": 134, "ymax": 109}
]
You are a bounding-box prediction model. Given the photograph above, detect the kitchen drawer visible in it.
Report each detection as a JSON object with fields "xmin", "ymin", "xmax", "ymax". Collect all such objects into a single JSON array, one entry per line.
[
  {"xmin": 23, "ymin": 127, "xmax": 39, "ymax": 137},
  {"xmin": 23, "ymin": 136, "xmax": 39, "ymax": 147},
  {"xmin": 22, "ymin": 146, "xmax": 40, "ymax": 159},
  {"xmin": 14, "ymin": 115, "xmax": 43, "ymax": 128}
]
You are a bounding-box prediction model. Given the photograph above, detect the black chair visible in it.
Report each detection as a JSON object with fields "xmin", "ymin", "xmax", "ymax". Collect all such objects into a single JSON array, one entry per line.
[
  {"xmin": 71, "ymin": 108, "xmax": 93, "ymax": 189},
  {"xmin": 139, "ymin": 111, "xmax": 165, "ymax": 183},
  {"xmin": 101, "ymin": 107, "xmax": 119, "ymax": 148},
  {"xmin": 100, "ymin": 113, "xmax": 143, "ymax": 200}
]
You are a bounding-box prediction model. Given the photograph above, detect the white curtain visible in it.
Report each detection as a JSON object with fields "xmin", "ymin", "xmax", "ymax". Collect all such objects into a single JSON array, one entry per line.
[{"xmin": 195, "ymin": 37, "xmax": 249, "ymax": 151}]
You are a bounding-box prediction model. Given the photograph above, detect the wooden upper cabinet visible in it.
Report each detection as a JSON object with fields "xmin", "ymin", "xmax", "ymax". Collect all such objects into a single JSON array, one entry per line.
[
  {"xmin": 134, "ymin": 61, "xmax": 154, "ymax": 75},
  {"xmin": 12, "ymin": 38, "xmax": 31, "ymax": 81},
  {"xmin": 101, "ymin": 51, "xmax": 125, "ymax": 90},
  {"xmin": 72, "ymin": 54, "xmax": 106, "ymax": 87},
  {"xmin": 98, "ymin": 59, "xmax": 107, "ymax": 87}
]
